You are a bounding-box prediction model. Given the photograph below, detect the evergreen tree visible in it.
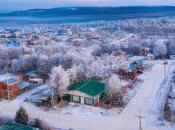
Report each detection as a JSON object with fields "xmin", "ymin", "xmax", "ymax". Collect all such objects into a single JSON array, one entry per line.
[
  {"xmin": 33, "ymin": 118, "xmax": 43, "ymax": 129},
  {"xmin": 15, "ymin": 107, "xmax": 29, "ymax": 125}
]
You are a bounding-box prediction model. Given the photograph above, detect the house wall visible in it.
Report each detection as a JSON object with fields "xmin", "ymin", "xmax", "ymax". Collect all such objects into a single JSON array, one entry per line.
[
  {"xmin": 0, "ymin": 82, "xmax": 5, "ymax": 98},
  {"xmin": 20, "ymin": 87, "xmax": 29, "ymax": 94},
  {"xmin": 22, "ymin": 75, "xmax": 30, "ymax": 81},
  {"xmin": 0, "ymin": 82, "xmax": 20, "ymax": 100},
  {"xmin": 70, "ymin": 95, "xmax": 99, "ymax": 106}
]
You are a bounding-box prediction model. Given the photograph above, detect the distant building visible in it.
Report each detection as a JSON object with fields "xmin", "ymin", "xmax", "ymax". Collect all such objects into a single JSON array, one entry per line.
[
  {"xmin": 140, "ymin": 47, "xmax": 149, "ymax": 56},
  {"xmin": 0, "ymin": 122, "xmax": 40, "ymax": 130},
  {"xmin": 23, "ymin": 70, "xmax": 39, "ymax": 81},
  {"xmin": 128, "ymin": 56, "xmax": 145, "ymax": 72},
  {"xmin": 29, "ymin": 78, "xmax": 43, "ymax": 88},
  {"xmin": 147, "ymin": 53, "xmax": 155, "ymax": 60},
  {"xmin": 65, "ymin": 80, "xmax": 106, "ymax": 106}
]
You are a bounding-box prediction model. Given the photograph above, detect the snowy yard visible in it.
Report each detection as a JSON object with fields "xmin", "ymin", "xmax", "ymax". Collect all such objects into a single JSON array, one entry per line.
[{"xmin": 49, "ymin": 103, "xmax": 122, "ymax": 120}]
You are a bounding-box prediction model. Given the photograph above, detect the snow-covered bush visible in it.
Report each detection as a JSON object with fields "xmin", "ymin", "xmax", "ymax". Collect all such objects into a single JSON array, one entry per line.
[{"xmin": 106, "ymin": 74, "xmax": 121, "ymax": 95}]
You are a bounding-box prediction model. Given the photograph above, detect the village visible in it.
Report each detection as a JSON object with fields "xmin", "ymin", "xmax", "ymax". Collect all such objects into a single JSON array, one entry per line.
[{"xmin": 0, "ymin": 18, "xmax": 175, "ymax": 130}]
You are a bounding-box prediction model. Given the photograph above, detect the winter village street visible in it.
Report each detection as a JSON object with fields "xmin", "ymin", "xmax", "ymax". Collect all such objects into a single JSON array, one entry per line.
[{"xmin": 0, "ymin": 60, "xmax": 173, "ymax": 130}]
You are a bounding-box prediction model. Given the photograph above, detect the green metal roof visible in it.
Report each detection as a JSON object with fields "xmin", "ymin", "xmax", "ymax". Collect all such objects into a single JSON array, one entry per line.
[
  {"xmin": 68, "ymin": 80, "xmax": 106, "ymax": 97},
  {"xmin": 0, "ymin": 122, "xmax": 39, "ymax": 130}
]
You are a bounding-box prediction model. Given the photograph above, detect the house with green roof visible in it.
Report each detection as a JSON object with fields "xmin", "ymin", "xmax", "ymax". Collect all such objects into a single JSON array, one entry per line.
[
  {"xmin": 65, "ymin": 80, "xmax": 106, "ymax": 106},
  {"xmin": 0, "ymin": 122, "xmax": 40, "ymax": 130}
]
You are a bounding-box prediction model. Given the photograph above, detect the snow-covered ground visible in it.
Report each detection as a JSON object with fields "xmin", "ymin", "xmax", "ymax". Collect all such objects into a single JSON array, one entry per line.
[
  {"xmin": 0, "ymin": 60, "xmax": 173, "ymax": 130},
  {"xmin": 50, "ymin": 103, "xmax": 122, "ymax": 120}
]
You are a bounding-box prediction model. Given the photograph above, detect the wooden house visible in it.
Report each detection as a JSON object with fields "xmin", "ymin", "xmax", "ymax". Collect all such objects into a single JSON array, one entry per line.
[{"xmin": 65, "ymin": 80, "xmax": 106, "ymax": 106}]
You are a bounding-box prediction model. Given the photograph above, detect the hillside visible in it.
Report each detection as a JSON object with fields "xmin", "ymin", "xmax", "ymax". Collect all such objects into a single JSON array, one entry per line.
[{"xmin": 1, "ymin": 6, "xmax": 175, "ymax": 19}]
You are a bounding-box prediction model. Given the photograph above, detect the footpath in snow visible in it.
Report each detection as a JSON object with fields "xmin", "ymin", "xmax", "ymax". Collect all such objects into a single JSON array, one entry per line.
[{"xmin": 0, "ymin": 61, "xmax": 173, "ymax": 130}]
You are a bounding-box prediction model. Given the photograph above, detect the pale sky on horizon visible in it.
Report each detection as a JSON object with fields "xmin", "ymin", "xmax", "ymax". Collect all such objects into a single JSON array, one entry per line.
[{"xmin": 0, "ymin": 0, "xmax": 175, "ymax": 12}]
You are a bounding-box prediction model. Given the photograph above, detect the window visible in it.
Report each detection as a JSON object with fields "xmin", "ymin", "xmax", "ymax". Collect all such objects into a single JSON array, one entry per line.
[
  {"xmin": 72, "ymin": 95, "xmax": 80, "ymax": 103},
  {"xmin": 84, "ymin": 97, "xmax": 93, "ymax": 105}
]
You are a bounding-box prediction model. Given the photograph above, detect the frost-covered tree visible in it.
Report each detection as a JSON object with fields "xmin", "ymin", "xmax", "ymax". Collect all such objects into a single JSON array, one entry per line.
[
  {"xmin": 153, "ymin": 40, "xmax": 167, "ymax": 58},
  {"xmin": 107, "ymin": 74, "xmax": 121, "ymax": 93},
  {"xmin": 167, "ymin": 42, "xmax": 175, "ymax": 56},
  {"xmin": 85, "ymin": 59, "xmax": 111, "ymax": 80},
  {"xmin": 49, "ymin": 66, "xmax": 70, "ymax": 98},
  {"xmin": 67, "ymin": 65, "xmax": 78, "ymax": 84},
  {"xmin": 105, "ymin": 74, "xmax": 123, "ymax": 106},
  {"xmin": 19, "ymin": 54, "xmax": 37, "ymax": 72},
  {"xmin": 75, "ymin": 64, "xmax": 87, "ymax": 81},
  {"xmin": 92, "ymin": 45, "xmax": 103, "ymax": 56},
  {"xmin": 48, "ymin": 53, "xmax": 72, "ymax": 71},
  {"xmin": 37, "ymin": 55, "xmax": 49, "ymax": 76},
  {"xmin": 11, "ymin": 59, "xmax": 22, "ymax": 73}
]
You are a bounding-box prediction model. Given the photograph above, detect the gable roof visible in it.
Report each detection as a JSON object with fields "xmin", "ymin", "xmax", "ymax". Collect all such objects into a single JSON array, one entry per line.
[
  {"xmin": 25, "ymin": 70, "xmax": 38, "ymax": 78},
  {"xmin": 0, "ymin": 122, "xmax": 39, "ymax": 130},
  {"xmin": 19, "ymin": 81, "xmax": 30, "ymax": 89},
  {"xmin": 0, "ymin": 74, "xmax": 20, "ymax": 85},
  {"xmin": 68, "ymin": 80, "xmax": 106, "ymax": 98}
]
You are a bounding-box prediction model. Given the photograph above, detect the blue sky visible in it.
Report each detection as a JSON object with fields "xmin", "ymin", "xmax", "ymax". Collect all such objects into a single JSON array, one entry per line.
[{"xmin": 0, "ymin": 0, "xmax": 175, "ymax": 12}]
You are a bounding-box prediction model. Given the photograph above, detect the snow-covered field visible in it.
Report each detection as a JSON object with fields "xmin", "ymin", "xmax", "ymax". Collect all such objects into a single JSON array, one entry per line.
[{"xmin": 0, "ymin": 60, "xmax": 174, "ymax": 130}]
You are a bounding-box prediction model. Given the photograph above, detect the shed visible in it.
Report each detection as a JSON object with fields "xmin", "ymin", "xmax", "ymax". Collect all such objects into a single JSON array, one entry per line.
[
  {"xmin": 66, "ymin": 80, "xmax": 106, "ymax": 106},
  {"xmin": 30, "ymin": 84, "xmax": 52, "ymax": 105},
  {"xmin": 0, "ymin": 122, "xmax": 40, "ymax": 130}
]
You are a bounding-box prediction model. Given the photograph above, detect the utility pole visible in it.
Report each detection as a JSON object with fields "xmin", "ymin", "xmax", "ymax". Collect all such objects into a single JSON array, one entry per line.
[
  {"xmin": 164, "ymin": 60, "xmax": 168, "ymax": 80},
  {"xmin": 136, "ymin": 115, "xmax": 144, "ymax": 130},
  {"xmin": 7, "ymin": 59, "xmax": 10, "ymax": 101},
  {"xmin": 51, "ymin": 87, "xmax": 54, "ymax": 106},
  {"xmin": 5, "ymin": 73, "xmax": 10, "ymax": 101}
]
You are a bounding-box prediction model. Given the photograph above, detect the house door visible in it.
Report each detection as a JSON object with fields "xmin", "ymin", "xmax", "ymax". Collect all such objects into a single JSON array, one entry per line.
[{"xmin": 80, "ymin": 97, "xmax": 84, "ymax": 104}]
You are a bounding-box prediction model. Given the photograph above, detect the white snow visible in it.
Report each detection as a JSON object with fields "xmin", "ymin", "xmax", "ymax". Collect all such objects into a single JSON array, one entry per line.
[{"xmin": 0, "ymin": 61, "xmax": 173, "ymax": 130}]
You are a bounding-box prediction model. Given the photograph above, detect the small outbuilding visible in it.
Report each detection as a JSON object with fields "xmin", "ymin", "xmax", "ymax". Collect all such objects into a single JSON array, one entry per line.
[
  {"xmin": 66, "ymin": 80, "xmax": 106, "ymax": 106},
  {"xmin": 0, "ymin": 122, "xmax": 40, "ymax": 130}
]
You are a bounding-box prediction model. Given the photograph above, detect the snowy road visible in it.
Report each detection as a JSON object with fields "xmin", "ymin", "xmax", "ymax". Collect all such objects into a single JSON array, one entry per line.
[{"xmin": 0, "ymin": 61, "xmax": 172, "ymax": 130}]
